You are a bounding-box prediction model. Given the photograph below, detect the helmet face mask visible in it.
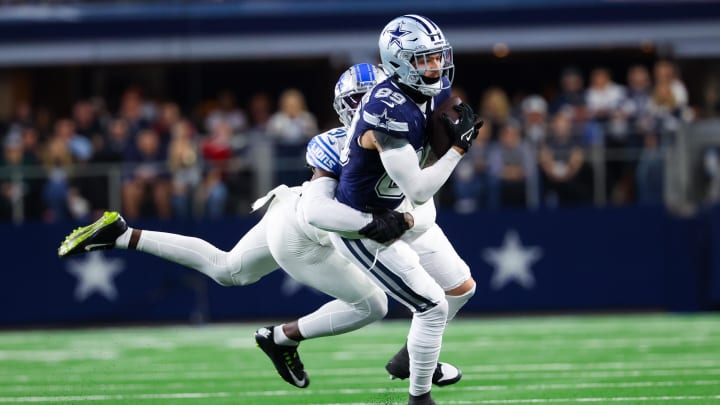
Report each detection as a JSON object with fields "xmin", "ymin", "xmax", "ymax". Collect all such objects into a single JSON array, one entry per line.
[
  {"xmin": 333, "ymin": 63, "xmax": 388, "ymax": 128},
  {"xmin": 379, "ymin": 15, "xmax": 454, "ymax": 96}
]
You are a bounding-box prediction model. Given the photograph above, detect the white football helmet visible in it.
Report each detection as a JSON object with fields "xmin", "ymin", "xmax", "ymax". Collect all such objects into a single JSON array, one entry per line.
[
  {"xmin": 333, "ymin": 63, "xmax": 387, "ymax": 128},
  {"xmin": 378, "ymin": 14, "xmax": 454, "ymax": 96}
]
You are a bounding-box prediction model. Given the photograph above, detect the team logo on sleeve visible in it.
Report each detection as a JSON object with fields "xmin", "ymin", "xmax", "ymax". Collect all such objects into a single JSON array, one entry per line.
[{"xmin": 363, "ymin": 109, "xmax": 409, "ymax": 132}]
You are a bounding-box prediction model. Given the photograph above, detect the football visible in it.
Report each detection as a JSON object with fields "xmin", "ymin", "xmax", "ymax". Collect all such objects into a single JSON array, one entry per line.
[{"xmin": 426, "ymin": 96, "xmax": 462, "ymax": 158}]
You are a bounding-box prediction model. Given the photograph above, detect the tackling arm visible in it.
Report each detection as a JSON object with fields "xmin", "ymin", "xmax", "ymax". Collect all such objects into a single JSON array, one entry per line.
[{"xmin": 298, "ymin": 173, "xmax": 373, "ymax": 237}]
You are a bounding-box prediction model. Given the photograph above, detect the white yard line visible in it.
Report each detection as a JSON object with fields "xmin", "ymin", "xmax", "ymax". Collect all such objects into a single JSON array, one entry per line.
[
  {"xmin": 0, "ymin": 380, "xmax": 720, "ymax": 403},
  {"xmin": 0, "ymin": 392, "xmax": 232, "ymax": 402},
  {"xmin": 3, "ymin": 357, "xmax": 720, "ymax": 378},
  {"xmin": 3, "ymin": 366, "xmax": 720, "ymax": 384}
]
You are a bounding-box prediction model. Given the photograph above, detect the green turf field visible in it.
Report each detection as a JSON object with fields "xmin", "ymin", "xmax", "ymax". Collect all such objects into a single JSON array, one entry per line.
[{"xmin": 1, "ymin": 314, "xmax": 719, "ymax": 404}]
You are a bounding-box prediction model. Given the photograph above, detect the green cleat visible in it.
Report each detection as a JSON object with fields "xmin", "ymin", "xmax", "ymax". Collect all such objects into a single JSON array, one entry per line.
[
  {"xmin": 58, "ymin": 211, "xmax": 128, "ymax": 257},
  {"xmin": 254, "ymin": 326, "xmax": 310, "ymax": 388}
]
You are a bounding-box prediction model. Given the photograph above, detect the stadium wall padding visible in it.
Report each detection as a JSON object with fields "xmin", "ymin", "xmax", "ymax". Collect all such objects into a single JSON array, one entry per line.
[{"xmin": 2, "ymin": 206, "xmax": 718, "ymax": 326}]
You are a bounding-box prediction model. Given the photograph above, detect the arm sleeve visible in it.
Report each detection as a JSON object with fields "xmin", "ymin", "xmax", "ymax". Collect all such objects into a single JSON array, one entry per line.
[
  {"xmin": 299, "ymin": 176, "xmax": 373, "ymax": 235},
  {"xmin": 380, "ymin": 144, "xmax": 463, "ymax": 205},
  {"xmin": 408, "ymin": 197, "xmax": 437, "ymax": 233}
]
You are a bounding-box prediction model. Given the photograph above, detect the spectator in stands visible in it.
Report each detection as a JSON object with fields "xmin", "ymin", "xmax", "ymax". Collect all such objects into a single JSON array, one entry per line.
[
  {"xmin": 538, "ymin": 109, "xmax": 590, "ymax": 206},
  {"xmin": 41, "ymin": 128, "xmax": 74, "ymax": 222},
  {"xmin": 5, "ymin": 101, "xmax": 33, "ymax": 142},
  {"xmin": 20, "ymin": 127, "xmax": 45, "ymax": 219},
  {"xmin": 118, "ymin": 86, "xmax": 151, "ymax": 139},
  {"xmin": 478, "ymin": 86, "xmax": 511, "ymax": 141},
  {"xmin": 53, "ymin": 119, "xmax": 93, "ymax": 164},
  {"xmin": 520, "ymin": 94, "xmax": 549, "ymax": 146},
  {"xmin": 72, "ymin": 100, "xmax": 103, "ymax": 140},
  {"xmin": 488, "ymin": 120, "xmax": 538, "ymax": 208},
  {"xmin": 199, "ymin": 120, "xmax": 235, "ymax": 219},
  {"xmin": 167, "ymin": 119, "xmax": 201, "ymax": 218},
  {"xmin": 53, "ymin": 117, "xmax": 97, "ymax": 220},
  {"xmin": 247, "ymin": 92, "xmax": 273, "ymax": 133},
  {"xmin": 153, "ymin": 101, "xmax": 183, "ymax": 154},
  {"xmin": 701, "ymin": 78, "xmax": 720, "ymax": 119},
  {"xmin": 621, "ymin": 64, "xmax": 654, "ymax": 140},
  {"xmin": 94, "ymin": 118, "xmax": 130, "ymax": 163},
  {"xmin": 653, "ymin": 60, "xmax": 688, "ymax": 108},
  {"xmin": 452, "ymin": 122, "xmax": 496, "ymax": 213},
  {"xmin": 266, "ymin": 88, "xmax": 318, "ymax": 145},
  {"xmin": 636, "ymin": 74, "xmax": 695, "ymax": 206},
  {"xmin": 585, "ymin": 67, "xmax": 631, "ymax": 203},
  {"xmin": 0, "ymin": 136, "xmax": 23, "ymax": 220},
  {"xmin": 32, "ymin": 107, "xmax": 54, "ymax": 141},
  {"xmin": 204, "ymin": 90, "xmax": 248, "ymax": 135},
  {"xmin": 122, "ymin": 128, "xmax": 171, "ymax": 220},
  {"xmin": 586, "ymin": 67, "xmax": 626, "ymax": 124},
  {"xmin": 0, "ymin": 130, "xmax": 40, "ymax": 221},
  {"xmin": 635, "ymin": 132, "xmax": 664, "ymax": 205},
  {"xmin": 20, "ymin": 126, "xmax": 41, "ymax": 164},
  {"xmin": 266, "ymin": 88, "xmax": 318, "ymax": 185},
  {"xmin": 647, "ymin": 82, "xmax": 690, "ymax": 136},
  {"xmin": 550, "ymin": 66, "xmax": 586, "ymax": 115}
]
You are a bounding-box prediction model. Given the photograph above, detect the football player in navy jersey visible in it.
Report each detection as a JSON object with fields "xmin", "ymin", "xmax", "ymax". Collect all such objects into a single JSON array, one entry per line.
[
  {"xmin": 58, "ymin": 64, "xmax": 460, "ymax": 393},
  {"xmin": 314, "ymin": 15, "xmax": 482, "ymax": 405}
]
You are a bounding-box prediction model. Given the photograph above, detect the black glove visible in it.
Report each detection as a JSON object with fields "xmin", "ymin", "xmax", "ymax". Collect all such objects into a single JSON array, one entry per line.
[
  {"xmin": 441, "ymin": 102, "xmax": 482, "ymax": 153},
  {"xmin": 359, "ymin": 209, "xmax": 410, "ymax": 243}
]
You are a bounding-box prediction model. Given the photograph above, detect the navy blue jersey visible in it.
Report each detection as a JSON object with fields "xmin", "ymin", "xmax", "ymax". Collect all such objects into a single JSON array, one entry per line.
[{"xmin": 336, "ymin": 78, "xmax": 451, "ymax": 212}]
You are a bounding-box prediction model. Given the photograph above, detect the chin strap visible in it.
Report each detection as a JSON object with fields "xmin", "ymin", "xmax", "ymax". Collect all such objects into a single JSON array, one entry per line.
[{"xmin": 393, "ymin": 78, "xmax": 431, "ymax": 104}]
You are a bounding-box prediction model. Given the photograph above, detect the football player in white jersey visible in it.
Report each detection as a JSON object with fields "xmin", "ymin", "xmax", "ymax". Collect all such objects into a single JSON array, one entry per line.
[
  {"xmin": 57, "ymin": 63, "xmax": 460, "ymax": 392},
  {"xmin": 308, "ymin": 15, "xmax": 482, "ymax": 405}
]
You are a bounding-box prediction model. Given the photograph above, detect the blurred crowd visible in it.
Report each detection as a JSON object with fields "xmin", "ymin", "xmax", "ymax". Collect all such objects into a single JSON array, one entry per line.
[
  {"xmin": 0, "ymin": 59, "xmax": 710, "ymax": 223},
  {"xmin": 0, "ymin": 85, "xmax": 318, "ymax": 222},
  {"xmin": 450, "ymin": 60, "xmax": 698, "ymax": 213}
]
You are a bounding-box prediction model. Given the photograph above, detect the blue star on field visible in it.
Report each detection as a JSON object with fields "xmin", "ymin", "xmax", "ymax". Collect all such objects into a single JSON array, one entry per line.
[{"xmin": 386, "ymin": 23, "xmax": 411, "ymax": 48}]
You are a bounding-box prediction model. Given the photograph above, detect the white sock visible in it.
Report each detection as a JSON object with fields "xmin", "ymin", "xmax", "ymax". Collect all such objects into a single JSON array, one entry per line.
[
  {"xmin": 408, "ymin": 299, "xmax": 448, "ymax": 396},
  {"xmin": 446, "ymin": 284, "xmax": 476, "ymax": 322},
  {"xmin": 114, "ymin": 228, "xmax": 133, "ymax": 249},
  {"xmin": 273, "ymin": 325, "xmax": 299, "ymax": 346},
  {"xmin": 126, "ymin": 229, "xmax": 235, "ymax": 286}
]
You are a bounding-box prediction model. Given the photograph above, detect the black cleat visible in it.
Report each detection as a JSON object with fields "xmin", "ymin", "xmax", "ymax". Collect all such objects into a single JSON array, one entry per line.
[
  {"xmin": 386, "ymin": 343, "xmax": 462, "ymax": 386},
  {"xmin": 408, "ymin": 392, "xmax": 436, "ymax": 405},
  {"xmin": 254, "ymin": 326, "xmax": 309, "ymax": 388},
  {"xmin": 385, "ymin": 343, "xmax": 411, "ymax": 379},
  {"xmin": 58, "ymin": 211, "xmax": 128, "ymax": 257}
]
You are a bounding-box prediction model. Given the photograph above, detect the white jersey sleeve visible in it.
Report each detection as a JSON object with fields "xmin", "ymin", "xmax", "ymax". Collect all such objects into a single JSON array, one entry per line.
[{"xmin": 298, "ymin": 177, "xmax": 373, "ymax": 239}]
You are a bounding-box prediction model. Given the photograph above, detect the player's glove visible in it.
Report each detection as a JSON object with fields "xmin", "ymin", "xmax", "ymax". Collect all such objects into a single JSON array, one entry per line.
[
  {"xmin": 359, "ymin": 209, "xmax": 410, "ymax": 243},
  {"xmin": 441, "ymin": 102, "xmax": 483, "ymax": 153}
]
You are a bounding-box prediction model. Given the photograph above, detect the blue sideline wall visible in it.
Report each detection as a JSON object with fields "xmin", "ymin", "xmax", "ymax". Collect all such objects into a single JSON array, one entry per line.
[{"xmin": 1, "ymin": 206, "xmax": 716, "ymax": 326}]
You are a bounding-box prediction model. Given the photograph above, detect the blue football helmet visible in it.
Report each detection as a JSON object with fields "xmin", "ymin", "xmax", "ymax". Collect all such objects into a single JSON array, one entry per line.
[
  {"xmin": 333, "ymin": 63, "xmax": 387, "ymax": 128},
  {"xmin": 378, "ymin": 14, "xmax": 454, "ymax": 96}
]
